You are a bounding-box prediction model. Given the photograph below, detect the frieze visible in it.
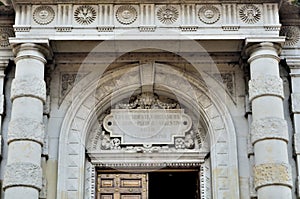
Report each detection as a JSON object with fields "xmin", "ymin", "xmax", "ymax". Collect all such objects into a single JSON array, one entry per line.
[
  {"xmin": 11, "ymin": 77, "xmax": 46, "ymax": 103},
  {"xmin": 251, "ymin": 117, "xmax": 288, "ymax": 144},
  {"xmin": 249, "ymin": 75, "xmax": 284, "ymax": 101},
  {"xmin": 7, "ymin": 117, "xmax": 45, "ymax": 145},
  {"xmin": 33, "ymin": 6, "xmax": 55, "ymax": 25},
  {"xmin": 253, "ymin": 163, "xmax": 292, "ymax": 189},
  {"xmin": 3, "ymin": 162, "xmax": 42, "ymax": 190},
  {"xmin": 11, "ymin": 3, "xmax": 281, "ymax": 38}
]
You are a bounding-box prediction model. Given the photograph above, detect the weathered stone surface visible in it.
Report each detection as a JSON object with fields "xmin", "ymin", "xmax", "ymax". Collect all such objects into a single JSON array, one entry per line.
[
  {"xmin": 11, "ymin": 77, "xmax": 46, "ymax": 103},
  {"xmin": 8, "ymin": 117, "xmax": 44, "ymax": 145},
  {"xmin": 249, "ymin": 75, "xmax": 284, "ymax": 101},
  {"xmin": 3, "ymin": 162, "xmax": 42, "ymax": 190},
  {"xmin": 251, "ymin": 117, "xmax": 288, "ymax": 144},
  {"xmin": 254, "ymin": 163, "xmax": 292, "ymax": 189}
]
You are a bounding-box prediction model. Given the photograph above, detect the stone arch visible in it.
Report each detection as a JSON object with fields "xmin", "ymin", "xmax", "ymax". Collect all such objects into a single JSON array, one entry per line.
[{"xmin": 57, "ymin": 62, "xmax": 240, "ymax": 199}]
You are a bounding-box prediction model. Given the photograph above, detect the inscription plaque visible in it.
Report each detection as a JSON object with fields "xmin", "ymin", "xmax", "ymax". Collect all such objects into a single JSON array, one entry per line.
[{"xmin": 103, "ymin": 109, "xmax": 192, "ymax": 144}]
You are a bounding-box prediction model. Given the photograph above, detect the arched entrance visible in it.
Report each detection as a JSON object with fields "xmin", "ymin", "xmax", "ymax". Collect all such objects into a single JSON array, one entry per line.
[{"xmin": 56, "ymin": 52, "xmax": 240, "ymax": 199}]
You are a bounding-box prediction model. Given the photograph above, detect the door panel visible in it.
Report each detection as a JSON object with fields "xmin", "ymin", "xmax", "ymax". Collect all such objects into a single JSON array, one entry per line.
[{"xmin": 97, "ymin": 173, "xmax": 147, "ymax": 199}]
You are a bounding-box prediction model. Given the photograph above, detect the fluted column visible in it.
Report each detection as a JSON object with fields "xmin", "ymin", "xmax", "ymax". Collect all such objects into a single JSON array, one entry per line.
[
  {"xmin": 3, "ymin": 43, "xmax": 49, "ymax": 199},
  {"xmin": 246, "ymin": 42, "xmax": 292, "ymax": 199}
]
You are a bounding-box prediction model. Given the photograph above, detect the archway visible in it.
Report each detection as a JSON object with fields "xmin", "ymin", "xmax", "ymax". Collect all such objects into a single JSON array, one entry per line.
[{"xmin": 57, "ymin": 55, "xmax": 240, "ymax": 199}]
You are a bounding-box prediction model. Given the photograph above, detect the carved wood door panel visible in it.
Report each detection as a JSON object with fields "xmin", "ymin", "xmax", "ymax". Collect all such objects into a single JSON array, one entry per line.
[{"xmin": 97, "ymin": 173, "xmax": 148, "ymax": 199}]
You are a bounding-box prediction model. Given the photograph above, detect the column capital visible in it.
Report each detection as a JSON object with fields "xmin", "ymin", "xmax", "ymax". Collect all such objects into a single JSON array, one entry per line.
[{"xmin": 9, "ymin": 38, "xmax": 52, "ymax": 62}]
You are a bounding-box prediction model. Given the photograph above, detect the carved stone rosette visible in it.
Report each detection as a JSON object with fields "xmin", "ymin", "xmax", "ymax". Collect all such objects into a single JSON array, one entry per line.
[
  {"xmin": 198, "ymin": 5, "xmax": 220, "ymax": 24},
  {"xmin": 33, "ymin": 6, "xmax": 55, "ymax": 25},
  {"xmin": 239, "ymin": 4, "xmax": 261, "ymax": 24},
  {"xmin": 280, "ymin": 26, "xmax": 300, "ymax": 46},
  {"xmin": 253, "ymin": 163, "xmax": 292, "ymax": 189},
  {"xmin": 74, "ymin": 5, "xmax": 96, "ymax": 25},
  {"xmin": 0, "ymin": 27, "xmax": 14, "ymax": 48},
  {"xmin": 157, "ymin": 6, "xmax": 179, "ymax": 25},
  {"xmin": 251, "ymin": 117, "xmax": 288, "ymax": 144},
  {"xmin": 3, "ymin": 162, "xmax": 43, "ymax": 190},
  {"xmin": 249, "ymin": 75, "xmax": 284, "ymax": 101},
  {"xmin": 116, "ymin": 5, "xmax": 137, "ymax": 25}
]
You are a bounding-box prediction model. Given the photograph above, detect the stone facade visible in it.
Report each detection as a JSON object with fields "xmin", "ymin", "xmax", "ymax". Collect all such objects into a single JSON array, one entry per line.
[{"xmin": 0, "ymin": 0, "xmax": 299, "ymax": 199}]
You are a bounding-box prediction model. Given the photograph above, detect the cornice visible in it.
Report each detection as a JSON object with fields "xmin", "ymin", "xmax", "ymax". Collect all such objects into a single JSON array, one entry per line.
[{"xmin": 11, "ymin": 0, "xmax": 281, "ymax": 4}]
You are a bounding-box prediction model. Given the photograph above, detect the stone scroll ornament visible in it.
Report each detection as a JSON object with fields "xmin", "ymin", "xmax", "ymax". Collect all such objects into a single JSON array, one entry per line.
[
  {"xmin": 74, "ymin": 5, "xmax": 96, "ymax": 25},
  {"xmin": 157, "ymin": 6, "xmax": 179, "ymax": 24},
  {"xmin": 198, "ymin": 5, "xmax": 220, "ymax": 24},
  {"xmin": 239, "ymin": 5, "xmax": 261, "ymax": 24},
  {"xmin": 33, "ymin": 6, "xmax": 55, "ymax": 25},
  {"xmin": 116, "ymin": 5, "xmax": 137, "ymax": 25}
]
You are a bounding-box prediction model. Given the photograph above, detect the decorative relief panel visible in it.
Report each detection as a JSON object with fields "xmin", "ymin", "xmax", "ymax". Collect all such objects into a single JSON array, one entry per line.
[
  {"xmin": 239, "ymin": 4, "xmax": 261, "ymax": 24},
  {"xmin": 198, "ymin": 5, "xmax": 220, "ymax": 24},
  {"xmin": 157, "ymin": 5, "xmax": 179, "ymax": 25},
  {"xmin": 3, "ymin": 162, "xmax": 42, "ymax": 190},
  {"xmin": 249, "ymin": 75, "xmax": 284, "ymax": 101},
  {"xmin": 33, "ymin": 6, "xmax": 55, "ymax": 25},
  {"xmin": 251, "ymin": 117, "xmax": 288, "ymax": 145},
  {"xmin": 60, "ymin": 72, "xmax": 88, "ymax": 104},
  {"xmin": 253, "ymin": 163, "xmax": 292, "ymax": 189},
  {"xmin": 280, "ymin": 26, "xmax": 300, "ymax": 46},
  {"xmin": 0, "ymin": 27, "xmax": 14, "ymax": 48},
  {"xmin": 74, "ymin": 5, "xmax": 96, "ymax": 25},
  {"xmin": 116, "ymin": 5, "xmax": 137, "ymax": 25}
]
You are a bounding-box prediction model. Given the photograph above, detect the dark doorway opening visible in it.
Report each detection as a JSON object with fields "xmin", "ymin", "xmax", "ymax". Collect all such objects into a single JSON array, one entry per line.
[{"xmin": 148, "ymin": 171, "xmax": 199, "ymax": 199}]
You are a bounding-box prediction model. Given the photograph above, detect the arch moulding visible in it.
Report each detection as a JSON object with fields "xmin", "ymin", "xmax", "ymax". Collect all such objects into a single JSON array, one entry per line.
[{"xmin": 56, "ymin": 63, "xmax": 240, "ymax": 199}]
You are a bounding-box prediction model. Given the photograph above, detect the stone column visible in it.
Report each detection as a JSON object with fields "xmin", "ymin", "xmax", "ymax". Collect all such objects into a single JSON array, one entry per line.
[
  {"xmin": 246, "ymin": 42, "xmax": 292, "ymax": 199},
  {"xmin": 3, "ymin": 43, "xmax": 49, "ymax": 199}
]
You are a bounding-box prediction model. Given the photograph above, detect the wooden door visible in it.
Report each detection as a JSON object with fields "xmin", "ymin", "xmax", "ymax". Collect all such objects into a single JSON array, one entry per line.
[{"xmin": 97, "ymin": 173, "xmax": 148, "ymax": 199}]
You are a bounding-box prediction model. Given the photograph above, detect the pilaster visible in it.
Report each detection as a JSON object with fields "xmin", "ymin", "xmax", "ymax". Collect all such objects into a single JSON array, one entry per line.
[
  {"xmin": 246, "ymin": 41, "xmax": 293, "ymax": 199},
  {"xmin": 3, "ymin": 42, "xmax": 50, "ymax": 199},
  {"xmin": 281, "ymin": 27, "xmax": 300, "ymax": 196}
]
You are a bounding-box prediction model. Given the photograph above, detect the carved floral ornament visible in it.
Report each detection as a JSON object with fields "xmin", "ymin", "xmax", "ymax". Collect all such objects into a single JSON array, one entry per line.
[
  {"xmin": 198, "ymin": 5, "xmax": 220, "ymax": 24},
  {"xmin": 74, "ymin": 5, "xmax": 96, "ymax": 25},
  {"xmin": 33, "ymin": 6, "xmax": 55, "ymax": 25},
  {"xmin": 157, "ymin": 5, "xmax": 179, "ymax": 24},
  {"xmin": 116, "ymin": 5, "xmax": 137, "ymax": 25},
  {"xmin": 239, "ymin": 4, "xmax": 261, "ymax": 24}
]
